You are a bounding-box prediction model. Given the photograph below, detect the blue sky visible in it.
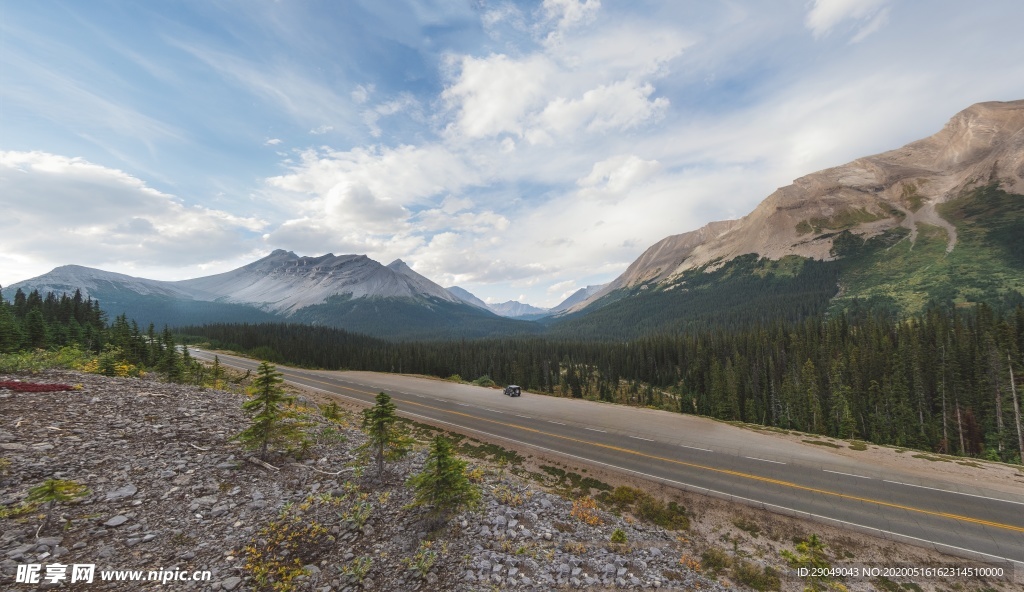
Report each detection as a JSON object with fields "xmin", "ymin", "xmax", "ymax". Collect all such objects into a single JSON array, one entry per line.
[{"xmin": 2, "ymin": 0, "xmax": 1024, "ymax": 307}]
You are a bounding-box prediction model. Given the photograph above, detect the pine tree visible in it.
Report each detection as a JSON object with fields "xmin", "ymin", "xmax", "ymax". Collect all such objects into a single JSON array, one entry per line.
[
  {"xmin": 407, "ymin": 435, "xmax": 480, "ymax": 525},
  {"xmin": 211, "ymin": 355, "xmax": 224, "ymax": 389},
  {"xmin": 25, "ymin": 308, "xmax": 47, "ymax": 349},
  {"xmin": 233, "ymin": 362, "xmax": 303, "ymax": 460},
  {"xmin": 26, "ymin": 479, "xmax": 89, "ymax": 534},
  {"xmin": 358, "ymin": 392, "xmax": 412, "ymax": 479}
]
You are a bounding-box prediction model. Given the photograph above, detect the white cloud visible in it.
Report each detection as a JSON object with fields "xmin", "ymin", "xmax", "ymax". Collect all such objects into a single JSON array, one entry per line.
[
  {"xmin": 310, "ymin": 125, "xmax": 334, "ymax": 135},
  {"xmin": 351, "ymin": 84, "xmax": 374, "ymax": 104},
  {"xmin": 577, "ymin": 154, "xmax": 661, "ymax": 203},
  {"xmin": 805, "ymin": 0, "xmax": 891, "ymax": 40},
  {"xmin": 362, "ymin": 93, "xmax": 420, "ymax": 137},
  {"xmin": 443, "ymin": 53, "xmax": 556, "ymax": 139},
  {"xmin": 267, "ymin": 143, "xmax": 478, "ymax": 206},
  {"xmin": 541, "ymin": 0, "xmax": 601, "ymax": 43},
  {"xmin": 850, "ymin": 8, "xmax": 890, "ymax": 43},
  {"xmin": 0, "ymin": 151, "xmax": 265, "ymax": 283},
  {"xmin": 264, "ymin": 138, "xmax": 283, "ymax": 146},
  {"xmin": 538, "ymin": 81, "xmax": 669, "ymax": 136}
]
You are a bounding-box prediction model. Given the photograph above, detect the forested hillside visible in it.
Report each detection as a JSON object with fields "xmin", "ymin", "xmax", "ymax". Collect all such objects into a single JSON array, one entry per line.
[
  {"xmin": 0, "ymin": 287, "xmax": 213, "ymax": 384},
  {"xmin": 181, "ymin": 302, "xmax": 1024, "ymax": 464},
  {"xmin": 0, "ymin": 287, "xmax": 106, "ymax": 352}
]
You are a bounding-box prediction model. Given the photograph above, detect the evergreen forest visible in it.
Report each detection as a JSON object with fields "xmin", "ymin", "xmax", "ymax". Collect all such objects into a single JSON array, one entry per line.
[
  {"xmin": 0, "ymin": 286, "xmax": 213, "ymax": 384},
  {"xmin": 180, "ymin": 301, "xmax": 1024, "ymax": 464}
]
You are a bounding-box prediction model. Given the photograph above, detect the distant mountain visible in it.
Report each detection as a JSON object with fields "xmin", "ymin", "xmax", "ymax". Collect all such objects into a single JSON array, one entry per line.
[
  {"xmin": 446, "ymin": 286, "xmax": 489, "ymax": 310},
  {"xmin": 446, "ymin": 286, "xmax": 551, "ymax": 319},
  {"xmin": 487, "ymin": 300, "xmax": 550, "ymax": 320},
  {"xmin": 176, "ymin": 251, "xmax": 460, "ymax": 314},
  {"xmin": 6, "ymin": 251, "xmax": 537, "ymax": 339},
  {"xmin": 550, "ymin": 285, "xmax": 605, "ymax": 314},
  {"xmin": 553, "ymin": 99, "xmax": 1024, "ymax": 337}
]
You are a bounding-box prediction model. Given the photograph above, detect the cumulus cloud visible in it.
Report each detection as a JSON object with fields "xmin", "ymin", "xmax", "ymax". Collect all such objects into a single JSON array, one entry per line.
[
  {"xmin": 538, "ymin": 81, "xmax": 669, "ymax": 136},
  {"xmin": 0, "ymin": 151, "xmax": 265, "ymax": 281},
  {"xmin": 267, "ymin": 143, "xmax": 478, "ymax": 206},
  {"xmin": 264, "ymin": 138, "xmax": 283, "ymax": 146},
  {"xmin": 577, "ymin": 154, "xmax": 661, "ymax": 203},
  {"xmin": 443, "ymin": 53, "xmax": 556, "ymax": 139}
]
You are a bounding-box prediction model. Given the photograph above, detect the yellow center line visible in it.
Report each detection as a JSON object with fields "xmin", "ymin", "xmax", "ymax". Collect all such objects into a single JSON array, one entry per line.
[{"xmin": 212, "ymin": 354, "xmax": 1024, "ymax": 535}]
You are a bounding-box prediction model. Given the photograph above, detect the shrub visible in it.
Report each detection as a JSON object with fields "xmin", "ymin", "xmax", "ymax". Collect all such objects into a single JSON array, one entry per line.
[
  {"xmin": 610, "ymin": 528, "xmax": 627, "ymax": 544},
  {"xmin": 472, "ymin": 375, "xmax": 496, "ymax": 387},
  {"xmin": 635, "ymin": 495, "xmax": 688, "ymax": 530},
  {"xmin": 607, "ymin": 485, "xmax": 642, "ymax": 509},
  {"xmin": 732, "ymin": 561, "xmax": 781, "ymax": 591},
  {"xmin": 570, "ymin": 496, "xmax": 603, "ymax": 526},
  {"xmin": 700, "ymin": 547, "xmax": 731, "ymax": 575}
]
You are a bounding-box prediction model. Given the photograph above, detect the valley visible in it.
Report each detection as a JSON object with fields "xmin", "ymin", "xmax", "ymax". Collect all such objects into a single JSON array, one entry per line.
[{"xmin": 189, "ymin": 348, "xmax": 1024, "ymax": 569}]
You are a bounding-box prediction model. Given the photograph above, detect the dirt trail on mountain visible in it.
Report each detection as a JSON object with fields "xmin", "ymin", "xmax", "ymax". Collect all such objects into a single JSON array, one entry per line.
[{"xmin": 903, "ymin": 203, "xmax": 958, "ymax": 252}]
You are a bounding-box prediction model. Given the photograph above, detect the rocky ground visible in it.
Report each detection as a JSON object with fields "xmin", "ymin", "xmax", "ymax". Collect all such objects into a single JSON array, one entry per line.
[
  {"xmin": 1, "ymin": 370, "xmax": 1017, "ymax": 591},
  {"xmin": 0, "ymin": 370, "xmax": 726, "ymax": 591}
]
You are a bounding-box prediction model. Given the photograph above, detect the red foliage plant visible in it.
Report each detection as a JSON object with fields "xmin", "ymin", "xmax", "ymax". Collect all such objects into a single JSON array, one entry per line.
[{"xmin": 0, "ymin": 381, "xmax": 74, "ymax": 392}]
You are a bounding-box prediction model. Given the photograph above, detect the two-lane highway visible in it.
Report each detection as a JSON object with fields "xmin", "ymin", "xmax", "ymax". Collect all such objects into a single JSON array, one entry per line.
[{"xmin": 191, "ymin": 349, "xmax": 1024, "ymax": 575}]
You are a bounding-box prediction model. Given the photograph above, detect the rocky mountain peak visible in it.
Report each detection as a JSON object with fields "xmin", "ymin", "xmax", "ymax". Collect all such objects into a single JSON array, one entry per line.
[{"xmin": 567, "ymin": 99, "xmax": 1024, "ymax": 313}]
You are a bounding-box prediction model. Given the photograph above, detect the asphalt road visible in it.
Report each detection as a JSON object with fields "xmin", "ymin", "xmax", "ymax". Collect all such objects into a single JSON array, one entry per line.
[{"xmin": 191, "ymin": 348, "xmax": 1024, "ymax": 576}]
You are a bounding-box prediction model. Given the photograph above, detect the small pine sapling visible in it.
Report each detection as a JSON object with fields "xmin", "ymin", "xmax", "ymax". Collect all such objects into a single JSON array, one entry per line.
[
  {"xmin": 26, "ymin": 479, "xmax": 89, "ymax": 535},
  {"xmin": 233, "ymin": 362, "xmax": 305, "ymax": 460},
  {"xmin": 358, "ymin": 392, "xmax": 412, "ymax": 479},
  {"xmin": 407, "ymin": 435, "xmax": 480, "ymax": 525}
]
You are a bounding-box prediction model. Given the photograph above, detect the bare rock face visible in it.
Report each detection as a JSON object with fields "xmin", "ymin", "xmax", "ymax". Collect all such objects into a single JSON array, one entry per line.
[
  {"xmin": 176, "ymin": 251, "xmax": 460, "ymax": 314},
  {"xmin": 9, "ymin": 251, "xmax": 462, "ymax": 316},
  {"xmin": 571, "ymin": 100, "xmax": 1024, "ymax": 311}
]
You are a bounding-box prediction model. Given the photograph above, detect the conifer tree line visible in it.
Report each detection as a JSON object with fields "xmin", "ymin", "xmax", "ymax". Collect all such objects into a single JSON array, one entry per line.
[
  {"xmin": 0, "ymin": 287, "xmax": 209, "ymax": 384},
  {"xmin": 0, "ymin": 287, "xmax": 106, "ymax": 352},
  {"xmin": 182, "ymin": 302, "xmax": 1024, "ymax": 463}
]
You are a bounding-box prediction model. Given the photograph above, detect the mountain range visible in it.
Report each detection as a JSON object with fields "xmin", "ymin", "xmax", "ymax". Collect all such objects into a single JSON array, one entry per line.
[{"xmin": 6, "ymin": 100, "xmax": 1024, "ymax": 340}]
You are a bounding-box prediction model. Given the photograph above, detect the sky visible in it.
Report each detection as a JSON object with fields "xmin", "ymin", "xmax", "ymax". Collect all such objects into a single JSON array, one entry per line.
[{"xmin": 2, "ymin": 0, "xmax": 1024, "ymax": 307}]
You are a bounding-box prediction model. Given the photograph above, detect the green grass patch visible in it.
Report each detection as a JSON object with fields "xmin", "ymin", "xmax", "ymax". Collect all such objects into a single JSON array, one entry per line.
[
  {"xmin": 801, "ymin": 207, "xmax": 888, "ymax": 235},
  {"xmin": 831, "ymin": 183, "xmax": 1024, "ymax": 315},
  {"xmin": 457, "ymin": 440, "xmax": 523, "ymax": 465},
  {"xmin": 912, "ymin": 453, "xmax": 952, "ymax": 463},
  {"xmin": 0, "ymin": 346, "xmax": 92, "ymax": 373},
  {"xmin": 539, "ymin": 465, "xmax": 612, "ymax": 497},
  {"xmin": 900, "ymin": 182, "xmax": 925, "ymax": 212},
  {"xmin": 732, "ymin": 516, "xmax": 762, "ymax": 537},
  {"xmin": 803, "ymin": 439, "xmax": 842, "ymax": 449},
  {"xmin": 848, "ymin": 441, "xmax": 869, "ymax": 451}
]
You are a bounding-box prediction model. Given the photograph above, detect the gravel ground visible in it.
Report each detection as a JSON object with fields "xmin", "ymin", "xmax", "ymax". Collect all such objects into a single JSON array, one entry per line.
[{"xmin": 1, "ymin": 370, "xmax": 730, "ymax": 591}]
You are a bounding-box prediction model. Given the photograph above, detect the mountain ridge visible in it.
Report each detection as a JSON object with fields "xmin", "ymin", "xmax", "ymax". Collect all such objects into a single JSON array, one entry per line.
[{"xmin": 569, "ymin": 99, "xmax": 1024, "ymax": 312}]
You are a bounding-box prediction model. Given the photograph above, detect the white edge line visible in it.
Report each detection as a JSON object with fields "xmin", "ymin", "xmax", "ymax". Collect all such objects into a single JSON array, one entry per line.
[
  {"xmin": 680, "ymin": 445, "xmax": 712, "ymax": 452},
  {"xmin": 378, "ymin": 402, "xmax": 1024, "ymax": 574},
  {"xmin": 824, "ymin": 469, "xmax": 870, "ymax": 479},
  {"xmin": 883, "ymin": 480, "xmax": 1024, "ymax": 506},
  {"xmin": 203, "ymin": 355, "xmax": 1024, "ymax": 575},
  {"xmin": 585, "ymin": 428, "xmax": 607, "ymax": 433},
  {"xmin": 515, "ymin": 414, "xmax": 531, "ymax": 419},
  {"xmin": 745, "ymin": 456, "xmax": 786, "ymax": 465},
  {"xmin": 548, "ymin": 421, "xmax": 566, "ymax": 425},
  {"xmin": 631, "ymin": 436, "xmax": 654, "ymax": 442}
]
